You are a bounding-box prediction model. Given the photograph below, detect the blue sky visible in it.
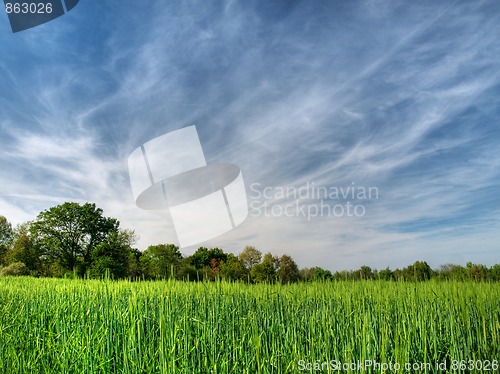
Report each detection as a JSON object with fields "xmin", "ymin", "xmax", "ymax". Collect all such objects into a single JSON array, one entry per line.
[{"xmin": 1, "ymin": 0, "xmax": 499, "ymax": 271}]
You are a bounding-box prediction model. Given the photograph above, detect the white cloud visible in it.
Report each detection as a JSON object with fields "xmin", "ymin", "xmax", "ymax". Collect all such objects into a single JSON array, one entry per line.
[{"xmin": 0, "ymin": 0, "xmax": 499, "ymax": 269}]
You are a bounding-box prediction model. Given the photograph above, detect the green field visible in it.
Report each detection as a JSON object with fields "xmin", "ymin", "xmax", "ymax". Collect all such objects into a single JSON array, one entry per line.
[{"xmin": 0, "ymin": 278, "xmax": 498, "ymax": 373}]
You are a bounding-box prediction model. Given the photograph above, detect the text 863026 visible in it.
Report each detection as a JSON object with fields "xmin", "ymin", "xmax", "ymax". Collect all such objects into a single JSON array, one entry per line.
[{"xmin": 5, "ymin": 2, "xmax": 53, "ymax": 14}]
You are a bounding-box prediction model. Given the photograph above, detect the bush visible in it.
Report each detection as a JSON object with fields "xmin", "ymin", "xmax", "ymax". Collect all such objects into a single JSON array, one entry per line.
[{"xmin": 0, "ymin": 262, "xmax": 28, "ymax": 276}]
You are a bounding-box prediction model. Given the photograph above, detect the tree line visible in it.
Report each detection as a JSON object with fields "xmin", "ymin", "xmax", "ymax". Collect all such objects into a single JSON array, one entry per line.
[{"xmin": 0, "ymin": 202, "xmax": 499, "ymax": 282}]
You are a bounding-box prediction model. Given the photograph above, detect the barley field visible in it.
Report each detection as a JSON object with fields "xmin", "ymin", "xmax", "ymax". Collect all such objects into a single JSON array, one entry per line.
[{"xmin": 0, "ymin": 277, "xmax": 498, "ymax": 373}]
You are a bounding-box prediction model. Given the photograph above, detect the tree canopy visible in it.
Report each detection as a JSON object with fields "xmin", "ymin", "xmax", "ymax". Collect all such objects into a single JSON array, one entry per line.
[
  {"xmin": 238, "ymin": 246, "xmax": 262, "ymax": 270},
  {"xmin": 30, "ymin": 202, "xmax": 120, "ymax": 275},
  {"xmin": 0, "ymin": 215, "xmax": 14, "ymax": 263},
  {"xmin": 0, "ymin": 203, "xmax": 499, "ymax": 282}
]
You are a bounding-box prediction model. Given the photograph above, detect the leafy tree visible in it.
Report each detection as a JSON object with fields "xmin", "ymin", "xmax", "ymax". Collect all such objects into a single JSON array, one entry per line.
[
  {"xmin": 30, "ymin": 202, "xmax": 119, "ymax": 275},
  {"xmin": 176, "ymin": 258, "xmax": 199, "ymax": 281},
  {"xmin": 88, "ymin": 229, "xmax": 137, "ymax": 279},
  {"xmin": 189, "ymin": 247, "xmax": 209, "ymax": 269},
  {"xmin": 349, "ymin": 265, "xmax": 375, "ymax": 280},
  {"xmin": 190, "ymin": 247, "xmax": 227, "ymax": 270},
  {"xmin": 359, "ymin": 265, "xmax": 374, "ymax": 280},
  {"xmin": 5, "ymin": 223, "xmax": 41, "ymax": 273},
  {"xmin": 299, "ymin": 267, "xmax": 314, "ymax": 281},
  {"xmin": 219, "ymin": 254, "xmax": 249, "ymax": 281},
  {"xmin": 411, "ymin": 261, "xmax": 433, "ymax": 281},
  {"xmin": 0, "ymin": 215, "xmax": 14, "ymax": 264},
  {"xmin": 466, "ymin": 262, "xmax": 488, "ymax": 281},
  {"xmin": 436, "ymin": 264, "xmax": 467, "ymax": 281},
  {"xmin": 141, "ymin": 243, "xmax": 182, "ymax": 279},
  {"xmin": 202, "ymin": 258, "xmax": 221, "ymax": 280},
  {"xmin": 315, "ymin": 268, "xmax": 333, "ymax": 281},
  {"xmin": 251, "ymin": 252, "xmax": 278, "ymax": 283},
  {"xmin": 128, "ymin": 248, "xmax": 144, "ymax": 279},
  {"xmin": 238, "ymin": 246, "xmax": 262, "ymax": 270},
  {"xmin": 489, "ymin": 264, "xmax": 500, "ymax": 281},
  {"xmin": 277, "ymin": 254, "xmax": 300, "ymax": 283},
  {"xmin": 208, "ymin": 248, "xmax": 227, "ymax": 265},
  {"xmin": 333, "ymin": 270, "xmax": 351, "ymax": 281},
  {"xmin": 398, "ymin": 261, "xmax": 433, "ymax": 281},
  {"xmin": 378, "ymin": 267, "xmax": 394, "ymax": 281},
  {"xmin": 393, "ymin": 268, "xmax": 404, "ymax": 281}
]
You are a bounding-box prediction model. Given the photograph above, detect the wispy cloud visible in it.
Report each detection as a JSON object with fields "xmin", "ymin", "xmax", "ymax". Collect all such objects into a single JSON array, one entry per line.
[{"xmin": 0, "ymin": 0, "xmax": 499, "ymax": 269}]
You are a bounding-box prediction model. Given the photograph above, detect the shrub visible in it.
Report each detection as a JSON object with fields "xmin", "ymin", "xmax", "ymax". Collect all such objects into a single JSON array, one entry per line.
[{"xmin": 0, "ymin": 262, "xmax": 28, "ymax": 276}]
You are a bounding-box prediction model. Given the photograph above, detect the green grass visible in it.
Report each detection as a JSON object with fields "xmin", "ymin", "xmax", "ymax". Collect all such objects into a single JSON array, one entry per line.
[{"xmin": 0, "ymin": 277, "xmax": 498, "ymax": 373}]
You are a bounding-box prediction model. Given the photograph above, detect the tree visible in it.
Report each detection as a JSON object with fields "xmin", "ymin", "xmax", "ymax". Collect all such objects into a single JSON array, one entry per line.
[
  {"xmin": 277, "ymin": 254, "xmax": 300, "ymax": 283},
  {"xmin": 412, "ymin": 261, "xmax": 433, "ymax": 281},
  {"xmin": 488, "ymin": 264, "xmax": 500, "ymax": 281},
  {"xmin": 333, "ymin": 270, "xmax": 351, "ymax": 281},
  {"xmin": 358, "ymin": 265, "xmax": 374, "ymax": 280},
  {"xmin": 378, "ymin": 267, "xmax": 394, "ymax": 281},
  {"xmin": 299, "ymin": 267, "xmax": 314, "ymax": 281},
  {"xmin": 0, "ymin": 215, "xmax": 14, "ymax": 264},
  {"xmin": 176, "ymin": 258, "xmax": 198, "ymax": 281},
  {"xmin": 207, "ymin": 248, "xmax": 227, "ymax": 270},
  {"xmin": 4, "ymin": 223, "xmax": 41, "ymax": 273},
  {"xmin": 88, "ymin": 229, "xmax": 137, "ymax": 279},
  {"xmin": 300, "ymin": 267, "xmax": 333, "ymax": 282},
  {"xmin": 436, "ymin": 264, "xmax": 467, "ymax": 281},
  {"xmin": 128, "ymin": 248, "xmax": 144, "ymax": 279},
  {"xmin": 238, "ymin": 246, "xmax": 262, "ymax": 270},
  {"xmin": 141, "ymin": 243, "xmax": 182, "ymax": 279},
  {"xmin": 399, "ymin": 261, "xmax": 432, "ymax": 281},
  {"xmin": 251, "ymin": 253, "xmax": 278, "ymax": 283},
  {"xmin": 189, "ymin": 247, "xmax": 210, "ymax": 269},
  {"xmin": 190, "ymin": 247, "xmax": 227, "ymax": 271},
  {"xmin": 219, "ymin": 254, "xmax": 249, "ymax": 281},
  {"xmin": 466, "ymin": 262, "xmax": 488, "ymax": 281},
  {"xmin": 30, "ymin": 202, "xmax": 119, "ymax": 275}
]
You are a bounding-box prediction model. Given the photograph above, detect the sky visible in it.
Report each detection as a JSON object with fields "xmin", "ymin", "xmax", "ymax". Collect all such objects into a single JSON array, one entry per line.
[{"xmin": 0, "ymin": 0, "xmax": 499, "ymax": 271}]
